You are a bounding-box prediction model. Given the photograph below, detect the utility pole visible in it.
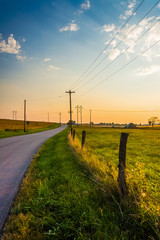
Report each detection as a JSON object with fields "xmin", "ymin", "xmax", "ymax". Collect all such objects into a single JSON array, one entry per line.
[
  {"xmin": 48, "ymin": 113, "xmax": 49, "ymax": 122},
  {"xmin": 15, "ymin": 111, "xmax": 17, "ymax": 120},
  {"xmin": 59, "ymin": 112, "xmax": 61, "ymax": 124},
  {"xmin": 12, "ymin": 111, "xmax": 15, "ymax": 120},
  {"xmin": 24, "ymin": 100, "xmax": 26, "ymax": 132},
  {"xmin": 75, "ymin": 105, "xmax": 80, "ymax": 125},
  {"xmin": 90, "ymin": 109, "xmax": 92, "ymax": 127},
  {"xmin": 80, "ymin": 105, "xmax": 83, "ymax": 126},
  {"xmin": 65, "ymin": 90, "xmax": 75, "ymax": 129}
]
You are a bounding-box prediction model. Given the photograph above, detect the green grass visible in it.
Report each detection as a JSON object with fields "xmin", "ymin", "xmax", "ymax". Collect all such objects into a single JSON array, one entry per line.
[
  {"xmin": 2, "ymin": 127, "xmax": 160, "ymax": 239},
  {"xmin": 0, "ymin": 119, "xmax": 61, "ymax": 139},
  {"xmin": 70, "ymin": 126, "xmax": 160, "ymax": 239},
  {"xmin": 2, "ymin": 128, "xmax": 127, "ymax": 240}
]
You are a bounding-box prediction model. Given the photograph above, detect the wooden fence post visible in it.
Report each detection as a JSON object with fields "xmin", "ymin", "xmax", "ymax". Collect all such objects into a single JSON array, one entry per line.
[
  {"xmin": 117, "ymin": 132, "xmax": 129, "ymax": 197},
  {"xmin": 73, "ymin": 129, "xmax": 75, "ymax": 141},
  {"xmin": 82, "ymin": 130, "xmax": 86, "ymax": 148}
]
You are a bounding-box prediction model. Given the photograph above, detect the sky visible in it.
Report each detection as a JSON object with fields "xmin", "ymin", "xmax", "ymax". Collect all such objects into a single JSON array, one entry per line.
[{"xmin": 0, "ymin": 0, "xmax": 160, "ymax": 124}]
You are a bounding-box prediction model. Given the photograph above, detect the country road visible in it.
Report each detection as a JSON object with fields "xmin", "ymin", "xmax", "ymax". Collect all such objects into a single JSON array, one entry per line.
[{"xmin": 0, "ymin": 125, "xmax": 67, "ymax": 234}]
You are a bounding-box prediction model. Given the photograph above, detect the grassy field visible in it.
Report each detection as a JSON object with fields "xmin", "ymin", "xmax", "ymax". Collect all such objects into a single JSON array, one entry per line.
[
  {"xmin": 0, "ymin": 119, "xmax": 61, "ymax": 138},
  {"xmin": 2, "ymin": 126, "xmax": 160, "ymax": 239},
  {"xmin": 69, "ymin": 126, "xmax": 160, "ymax": 239}
]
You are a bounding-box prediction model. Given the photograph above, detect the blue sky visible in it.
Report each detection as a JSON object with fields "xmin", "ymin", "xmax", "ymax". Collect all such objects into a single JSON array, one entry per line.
[{"xmin": 0, "ymin": 0, "xmax": 160, "ymax": 123}]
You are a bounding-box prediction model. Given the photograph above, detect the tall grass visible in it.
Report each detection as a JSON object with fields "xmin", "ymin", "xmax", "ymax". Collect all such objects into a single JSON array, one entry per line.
[
  {"xmin": 2, "ymin": 129, "xmax": 130, "ymax": 240},
  {"xmin": 69, "ymin": 127, "xmax": 160, "ymax": 239}
]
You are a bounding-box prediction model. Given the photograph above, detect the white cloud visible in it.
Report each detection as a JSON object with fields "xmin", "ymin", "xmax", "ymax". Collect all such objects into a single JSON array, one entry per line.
[
  {"xmin": 109, "ymin": 48, "xmax": 120, "ymax": 60},
  {"xmin": 111, "ymin": 40, "xmax": 117, "ymax": 47},
  {"xmin": 0, "ymin": 34, "xmax": 21, "ymax": 54},
  {"xmin": 158, "ymin": 3, "xmax": 160, "ymax": 9},
  {"xmin": 139, "ymin": 17, "xmax": 154, "ymax": 28},
  {"xmin": 59, "ymin": 23, "xmax": 79, "ymax": 32},
  {"xmin": 128, "ymin": 0, "xmax": 136, "ymax": 9},
  {"xmin": 119, "ymin": 0, "xmax": 137, "ymax": 20},
  {"xmin": 121, "ymin": 1, "xmax": 126, "ymax": 6},
  {"xmin": 137, "ymin": 65, "xmax": 160, "ymax": 76},
  {"xmin": 75, "ymin": 0, "xmax": 91, "ymax": 15},
  {"xmin": 125, "ymin": 10, "xmax": 133, "ymax": 16},
  {"xmin": 43, "ymin": 58, "xmax": 51, "ymax": 62},
  {"xmin": 16, "ymin": 55, "xmax": 26, "ymax": 61},
  {"xmin": 48, "ymin": 65, "xmax": 60, "ymax": 70},
  {"xmin": 101, "ymin": 2, "xmax": 160, "ymax": 63},
  {"xmin": 22, "ymin": 38, "xmax": 26, "ymax": 42},
  {"xmin": 119, "ymin": 14, "xmax": 127, "ymax": 20},
  {"xmin": 81, "ymin": 0, "xmax": 90, "ymax": 10},
  {"xmin": 102, "ymin": 24, "xmax": 115, "ymax": 33},
  {"xmin": 144, "ymin": 22, "xmax": 160, "ymax": 48}
]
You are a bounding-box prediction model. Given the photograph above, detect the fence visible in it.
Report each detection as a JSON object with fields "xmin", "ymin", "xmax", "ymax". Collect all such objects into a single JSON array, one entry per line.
[{"xmin": 71, "ymin": 129, "xmax": 129, "ymax": 197}]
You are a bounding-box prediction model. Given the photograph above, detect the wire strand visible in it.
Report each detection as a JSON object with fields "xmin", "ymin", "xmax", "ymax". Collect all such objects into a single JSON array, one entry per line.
[
  {"xmin": 80, "ymin": 39, "xmax": 160, "ymax": 96},
  {"xmin": 73, "ymin": 0, "xmax": 160, "ymax": 90},
  {"xmin": 70, "ymin": 0, "xmax": 145, "ymax": 89},
  {"xmin": 75, "ymin": 19, "xmax": 160, "ymax": 91}
]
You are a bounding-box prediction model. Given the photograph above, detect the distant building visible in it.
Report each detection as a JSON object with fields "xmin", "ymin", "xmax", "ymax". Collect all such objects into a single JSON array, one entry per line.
[{"xmin": 125, "ymin": 123, "xmax": 136, "ymax": 129}]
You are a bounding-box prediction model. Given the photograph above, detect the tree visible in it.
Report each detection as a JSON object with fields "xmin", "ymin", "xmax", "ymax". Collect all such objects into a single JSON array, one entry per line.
[
  {"xmin": 67, "ymin": 120, "xmax": 75, "ymax": 125},
  {"xmin": 148, "ymin": 116, "xmax": 159, "ymax": 127}
]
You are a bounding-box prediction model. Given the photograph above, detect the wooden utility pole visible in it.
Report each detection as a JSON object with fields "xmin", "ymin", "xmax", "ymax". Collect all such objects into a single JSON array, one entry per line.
[
  {"xmin": 59, "ymin": 112, "xmax": 61, "ymax": 124},
  {"xmin": 80, "ymin": 106, "xmax": 83, "ymax": 126},
  {"xmin": 75, "ymin": 105, "xmax": 80, "ymax": 125},
  {"xmin": 15, "ymin": 111, "xmax": 17, "ymax": 120},
  {"xmin": 24, "ymin": 100, "xmax": 26, "ymax": 132},
  {"xmin": 90, "ymin": 109, "xmax": 92, "ymax": 127},
  {"xmin": 12, "ymin": 111, "xmax": 15, "ymax": 120},
  {"xmin": 48, "ymin": 113, "xmax": 49, "ymax": 122},
  {"xmin": 65, "ymin": 90, "xmax": 75, "ymax": 128}
]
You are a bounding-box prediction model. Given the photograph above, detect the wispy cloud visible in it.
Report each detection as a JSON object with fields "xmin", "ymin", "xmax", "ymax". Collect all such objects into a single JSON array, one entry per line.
[
  {"xmin": 109, "ymin": 48, "xmax": 121, "ymax": 60},
  {"xmin": 60, "ymin": 0, "xmax": 90, "ymax": 33},
  {"xmin": 102, "ymin": 24, "xmax": 115, "ymax": 33},
  {"xmin": 80, "ymin": 0, "xmax": 90, "ymax": 10},
  {"xmin": 48, "ymin": 65, "xmax": 60, "ymax": 70},
  {"xmin": 59, "ymin": 23, "xmax": 79, "ymax": 32},
  {"xmin": 119, "ymin": 0, "xmax": 137, "ymax": 20},
  {"xmin": 0, "ymin": 34, "xmax": 21, "ymax": 54},
  {"xmin": 137, "ymin": 65, "xmax": 160, "ymax": 76},
  {"xmin": 102, "ymin": 6, "xmax": 160, "ymax": 62},
  {"xmin": 43, "ymin": 58, "xmax": 51, "ymax": 62},
  {"xmin": 76, "ymin": 0, "xmax": 91, "ymax": 15},
  {"xmin": 21, "ymin": 38, "xmax": 26, "ymax": 42},
  {"xmin": 16, "ymin": 55, "xmax": 26, "ymax": 61}
]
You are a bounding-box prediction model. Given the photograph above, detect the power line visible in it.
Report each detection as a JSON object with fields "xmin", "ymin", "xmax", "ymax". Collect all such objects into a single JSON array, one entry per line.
[
  {"xmin": 84, "ymin": 109, "xmax": 160, "ymax": 113},
  {"xmin": 75, "ymin": 18, "xmax": 160, "ymax": 91},
  {"xmin": 80, "ymin": 39, "xmax": 160, "ymax": 96},
  {"xmin": 70, "ymin": 0, "xmax": 145, "ymax": 90},
  {"xmin": 28, "ymin": 95, "xmax": 65, "ymax": 102},
  {"xmin": 73, "ymin": 0, "xmax": 160, "ymax": 90}
]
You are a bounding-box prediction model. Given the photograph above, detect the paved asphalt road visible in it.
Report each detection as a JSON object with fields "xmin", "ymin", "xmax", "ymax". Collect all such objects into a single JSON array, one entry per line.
[{"xmin": 0, "ymin": 125, "xmax": 67, "ymax": 233}]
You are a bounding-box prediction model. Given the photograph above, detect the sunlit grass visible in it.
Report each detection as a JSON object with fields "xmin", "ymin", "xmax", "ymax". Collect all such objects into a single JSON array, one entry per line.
[
  {"xmin": 2, "ymin": 128, "xmax": 129, "ymax": 240},
  {"xmin": 69, "ymin": 126, "xmax": 160, "ymax": 239}
]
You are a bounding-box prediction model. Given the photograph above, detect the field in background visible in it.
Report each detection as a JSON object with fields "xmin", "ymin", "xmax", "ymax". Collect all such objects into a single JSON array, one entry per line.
[
  {"xmin": 70, "ymin": 126, "xmax": 160, "ymax": 238},
  {"xmin": 0, "ymin": 119, "xmax": 61, "ymax": 138}
]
